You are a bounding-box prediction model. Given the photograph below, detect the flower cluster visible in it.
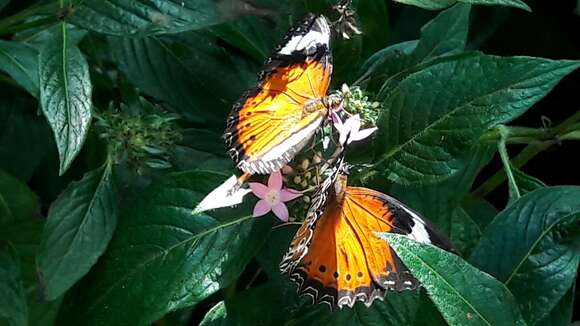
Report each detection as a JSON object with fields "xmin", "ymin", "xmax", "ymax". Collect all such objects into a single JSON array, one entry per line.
[
  {"xmin": 337, "ymin": 84, "xmax": 381, "ymax": 126},
  {"xmin": 95, "ymin": 99, "xmax": 181, "ymax": 174}
]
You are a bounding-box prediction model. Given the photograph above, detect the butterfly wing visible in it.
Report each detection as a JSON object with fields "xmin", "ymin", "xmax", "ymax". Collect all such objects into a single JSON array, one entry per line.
[
  {"xmin": 281, "ymin": 184, "xmax": 454, "ymax": 309},
  {"xmin": 224, "ymin": 14, "xmax": 333, "ymax": 174}
]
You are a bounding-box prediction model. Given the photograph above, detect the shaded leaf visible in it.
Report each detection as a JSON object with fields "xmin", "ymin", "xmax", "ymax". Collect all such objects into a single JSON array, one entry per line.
[
  {"xmin": 536, "ymin": 284, "xmax": 574, "ymax": 326},
  {"xmin": 380, "ymin": 233, "xmax": 527, "ymax": 326},
  {"xmin": 0, "ymin": 242, "xmax": 28, "ymax": 326},
  {"xmin": 0, "ymin": 170, "xmax": 39, "ymax": 225},
  {"xmin": 68, "ymin": 0, "xmax": 272, "ymax": 36},
  {"xmin": 512, "ymin": 165, "xmax": 546, "ymax": 194},
  {"xmin": 375, "ymin": 54, "xmax": 580, "ymax": 184},
  {"xmin": 358, "ymin": 4, "xmax": 470, "ymax": 92},
  {"xmin": 39, "ymin": 23, "xmax": 92, "ymax": 175},
  {"xmin": 57, "ymin": 170, "xmax": 272, "ymax": 326},
  {"xmin": 392, "ymin": 144, "xmax": 495, "ymax": 255},
  {"xmin": 462, "ymin": 197, "xmax": 498, "ymax": 230},
  {"xmin": 37, "ymin": 163, "xmax": 117, "ymax": 300},
  {"xmin": 0, "ymin": 40, "xmax": 39, "ymax": 97},
  {"xmin": 0, "ymin": 220, "xmax": 62, "ymax": 326},
  {"xmin": 393, "ymin": 0, "xmax": 530, "ymax": 11},
  {"xmin": 0, "ymin": 94, "xmax": 51, "ymax": 182},
  {"xmin": 108, "ymin": 33, "xmax": 255, "ymax": 126},
  {"xmin": 470, "ymin": 186, "xmax": 580, "ymax": 325}
]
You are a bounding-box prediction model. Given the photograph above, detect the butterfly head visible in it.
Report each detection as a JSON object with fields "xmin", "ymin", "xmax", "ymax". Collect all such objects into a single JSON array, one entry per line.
[{"xmin": 323, "ymin": 93, "xmax": 343, "ymax": 113}]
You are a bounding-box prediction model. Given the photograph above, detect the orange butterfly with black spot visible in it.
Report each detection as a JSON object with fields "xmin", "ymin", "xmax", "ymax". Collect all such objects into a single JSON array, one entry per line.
[
  {"xmin": 224, "ymin": 14, "xmax": 342, "ymax": 176},
  {"xmin": 280, "ymin": 160, "xmax": 455, "ymax": 308}
]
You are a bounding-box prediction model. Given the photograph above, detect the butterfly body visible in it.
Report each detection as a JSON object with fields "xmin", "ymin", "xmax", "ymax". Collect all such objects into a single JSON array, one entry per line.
[
  {"xmin": 224, "ymin": 14, "xmax": 340, "ymax": 175},
  {"xmin": 280, "ymin": 169, "xmax": 454, "ymax": 309}
]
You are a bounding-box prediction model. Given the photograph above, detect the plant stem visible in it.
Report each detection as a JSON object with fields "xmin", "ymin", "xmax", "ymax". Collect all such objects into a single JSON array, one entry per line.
[
  {"xmin": 223, "ymin": 280, "xmax": 237, "ymax": 299},
  {"xmin": 472, "ymin": 110, "xmax": 580, "ymax": 198},
  {"xmin": 496, "ymin": 125, "xmax": 520, "ymax": 200}
]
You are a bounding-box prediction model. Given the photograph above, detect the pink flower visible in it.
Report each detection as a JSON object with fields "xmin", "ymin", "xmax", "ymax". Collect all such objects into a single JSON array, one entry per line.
[{"xmin": 249, "ymin": 171, "xmax": 302, "ymax": 222}]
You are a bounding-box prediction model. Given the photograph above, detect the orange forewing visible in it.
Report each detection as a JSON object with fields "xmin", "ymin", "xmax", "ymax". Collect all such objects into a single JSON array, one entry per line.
[{"xmin": 234, "ymin": 59, "xmax": 330, "ymax": 155}]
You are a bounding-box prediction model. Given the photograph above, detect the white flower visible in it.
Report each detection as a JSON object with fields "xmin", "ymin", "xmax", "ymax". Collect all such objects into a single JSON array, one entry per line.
[{"xmin": 331, "ymin": 112, "xmax": 378, "ymax": 146}]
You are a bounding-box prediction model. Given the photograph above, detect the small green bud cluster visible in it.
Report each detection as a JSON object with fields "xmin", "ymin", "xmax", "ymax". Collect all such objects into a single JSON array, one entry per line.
[
  {"xmin": 95, "ymin": 101, "xmax": 182, "ymax": 174},
  {"xmin": 337, "ymin": 84, "xmax": 381, "ymax": 126}
]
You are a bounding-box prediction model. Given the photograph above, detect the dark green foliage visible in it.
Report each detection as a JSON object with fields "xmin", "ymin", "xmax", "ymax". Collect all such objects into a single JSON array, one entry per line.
[{"xmin": 0, "ymin": 0, "xmax": 578, "ymax": 325}]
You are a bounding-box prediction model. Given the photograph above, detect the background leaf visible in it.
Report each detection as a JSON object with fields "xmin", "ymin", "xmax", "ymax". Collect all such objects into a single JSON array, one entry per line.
[
  {"xmin": 57, "ymin": 170, "xmax": 272, "ymax": 326},
  {"xmin": 107, "ymin": 33, "xmax": 255, "ymax": 126},
  {"xmin": 375, "ymin": 55, "xmax": 580, "ymax": 184},
  {"xmin": 39, "ymin": 23, "xmax": 92, "ymax": 175},
  {"xmin": 393, "ymin": 0, "xmax": 530, "ymax": 11},
  {"xmin": 358, "ymin": 4, "xmax": 470, "ymax": 92},
  {"xmin": 37, "ymin": 163, "xmax": 117, "ymax": 300},
  {"xmin": 470, "ymin": 186, "xmax": 580, "ymax": 325},
  {"xmin": 0, "ymin": 96, "xmax": 50, "ymax": 182},
  {"xmin": 380, "ymin": 233, "xmax": 527, "ymax": 326},
  {"xmin": 0, "ymin": 242, "xmax": 28, "ymax": 326},
  {"xmin": 0, "ymin": 170, "xmax": 39, "ymax": 225},
  {"xmin": 0, "ymin": 40, "xmax": 39, "ymax": 97},
  {"xmin": 67, "ymin": 0, "xmax": 273, "ymax": 36}
]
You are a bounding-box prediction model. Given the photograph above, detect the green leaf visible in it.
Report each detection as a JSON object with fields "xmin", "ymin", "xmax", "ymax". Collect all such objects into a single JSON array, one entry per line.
[
  {"xmin": 512, "ymin": 165, "xmax": 546, "ymax": 194},
  {"xmin": 0, "ymin": 242, "xmax": 28, "ymax": 326},
  {"xmin": 108, "ymin": 33, "xmax": 255, "ymax": 126},
  {"xmin": 393, "ymin": 0, "xmax": 530, "ymax": 11},
  {"xmin": 375, "ymin": 55, "xmax": 580, "ymax": 184},
  {"xmin": 462, "ymin": 198, "xmax": 498, "ymax": 230},
  {"xmin": 199, "ymin": 283, "xmax": 293, "ymax": 326},
  {"xmin": 37, "ymin": 163, "xmax": 117, "ymax": 300},
  {"xmin": 0, "ymin": 170, "xmax": 39, "ymax": 225},
  {"xmin": 57, "ymin": 170, "xmax": 272, "ymax": 326},
  {"xmin": 0, "ymin": 220, "xmax": 62, "ymax": 326},
  {"xmin": 68, "ymin": 0, "xmax": 270, "ymax": 36},
  {"xmin": 0, "ymin": 40, "xmax": 39, "ymax": 97},
  {"xmin": 0, "ymin": 95, "xmax": 51, "ymax": 182},
  {"xmin": 391, "ymin": 144, "xmax": 494, "ymax": 255},
  {"xmin": 379, "ymin": 233, "xmax": 527, "ymax": 326},
  {"xmin": 536, "ymin": 284, "xmax": 574, "ymax": 326},
  {"xmin": 470, "ymin": 186, "xmax": 580, "ymax": 325},
  {"xmin": 358, "ymin": 4, "xmax": 470, "ymax": 92},
  {"xmin": 39, "ymin": 23, "xmax": 92, "ymax": 175}
]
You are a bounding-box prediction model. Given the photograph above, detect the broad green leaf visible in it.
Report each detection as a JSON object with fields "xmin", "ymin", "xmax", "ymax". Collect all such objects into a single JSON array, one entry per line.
[
  {"xmin": 380, "ymin": 233, "xmax": 527, "ymax": 326},
  {"xmin": 0, "ymin": 220, "xmax": 62, "ymax": 326},
  {"xmin": 355, "ymin": 0, "xmax": 391, "ymax": 59},
  {"xmin": 392, "ymin": 144, "xmax": 494, "ymax": 254},
  {"xmin": 470, "ymin": 186, "xmax": 580, "ymax": 325},
  {"xmin": 512, "ymin": 165, "xmax": 546, "ymax": 194},
  {"xmin": 536, "ymin": 284, "xmax": 574, "ymax": 326},
  {"xmin": 57, "ymin": 170, "xmax": 272, "ymax": 326},
  {"xmin": 37, "ymin": 163, "xmax": 117, "ymax": 300},
  {"xmin": 39, "ymin": 24, "xmax": 92, "ymax": 175},
  {"xmin": 393, "ymin": 0, "xmax": 530, "ymax": 11},
  {"xmin": 68, "ymin": 0, "xmax": 271, "ymax": 36},
  {"xmin": 210, "ymin": 16, "xmax": 285, "ymax": 61},
  {"xmin": 0, "ymin": 170, "xmax": 39, "ymax": 225},
  {"xmin": 375, "ymin": 55, "xmax": 580, "ymax": 184},
  {"xmin": 0, "ymin": 97, "xmax": 50, "ymax": 181},
  {"xmin": 358, "ymin": 4, "xmax": 470, "ymax": 92},
  {"xmin": 199, "ymin": 283, "xmax": 294, "ymax": 326},
  {"xmin": 0, "ymin": 40, "xmax": 39, "ymax": 97},
  {"xmin": 462, "ymin": 197, "xmax": 498, "ymax": 230},
  {"xmin": 0, "ymin": 242, "xmax": 28, "ymax": 326},
  {"xmin": 108, "ymin": 33, "xmax": 255, "ymax": 126}
]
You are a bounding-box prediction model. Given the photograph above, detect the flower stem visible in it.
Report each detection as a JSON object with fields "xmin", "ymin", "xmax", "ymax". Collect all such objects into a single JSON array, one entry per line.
[
  {"xmin": 472, "ymin": 110, "xmax": 580, "ymax": 198},
  {"xmin": 496, "ymin": 125, "xmax": 520, "ymax": 200}
]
